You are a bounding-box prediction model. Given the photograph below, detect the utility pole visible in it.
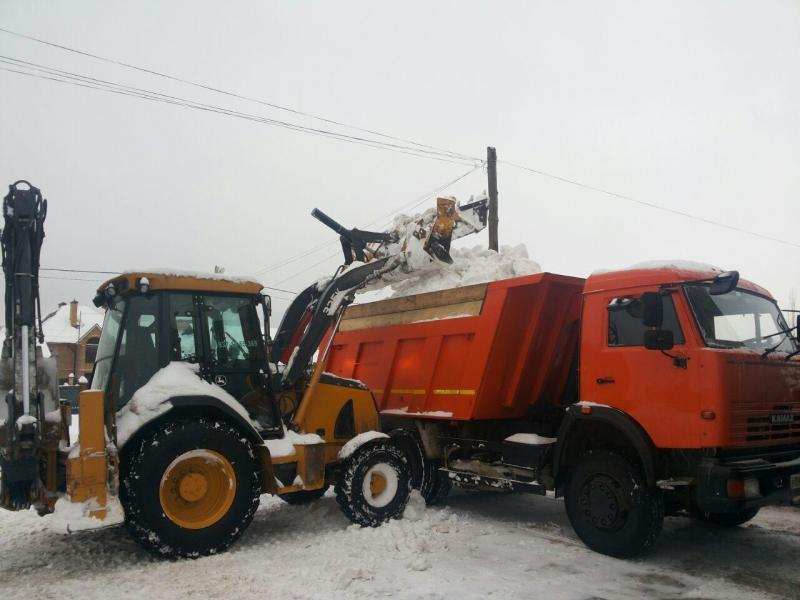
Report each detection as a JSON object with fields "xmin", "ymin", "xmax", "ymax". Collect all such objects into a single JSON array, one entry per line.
[{"xmin": 487, "ymin": 146, "xmax": 498, "ymax": 251}]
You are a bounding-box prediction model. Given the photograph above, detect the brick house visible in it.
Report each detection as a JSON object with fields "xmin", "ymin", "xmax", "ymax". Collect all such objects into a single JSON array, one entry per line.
[{"xmin": 41, "ymin": 300, "xmax": 105, "ymax": 385}]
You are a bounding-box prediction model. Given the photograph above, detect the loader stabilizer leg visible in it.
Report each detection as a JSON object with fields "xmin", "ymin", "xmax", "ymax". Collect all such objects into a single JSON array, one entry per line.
[{"xmin": 65, "ymin": 390, "xmax": 121, "ymax": 524}]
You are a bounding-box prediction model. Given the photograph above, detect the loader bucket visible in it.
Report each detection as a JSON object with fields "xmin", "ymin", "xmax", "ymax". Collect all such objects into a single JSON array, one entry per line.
[
  {"xmin": 63, "ymin": 390, "xmax": 122, "ymax": 529},
  {"xmin": 424, "ymin": 197, "xmax": 459, "ymax": 263}
]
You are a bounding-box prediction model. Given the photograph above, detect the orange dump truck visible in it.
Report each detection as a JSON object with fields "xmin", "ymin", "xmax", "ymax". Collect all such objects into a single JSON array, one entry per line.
[{"xmin": 326, "ymin": 267, "xmax": 800, "ymax": 557}]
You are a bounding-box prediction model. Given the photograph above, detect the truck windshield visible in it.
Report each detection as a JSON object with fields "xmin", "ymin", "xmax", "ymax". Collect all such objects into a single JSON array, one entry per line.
[
  {"xmin": 685, "ymin": 284, "xmax": 797, "ymax": 353},
  {"xmin": 90, "ymin": 297, "xmax": 125, "ymax": 391}
]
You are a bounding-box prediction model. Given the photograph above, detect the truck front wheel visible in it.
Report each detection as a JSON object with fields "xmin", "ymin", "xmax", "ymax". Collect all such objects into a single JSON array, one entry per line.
[
  {"xmin": 565, "ymin": 451, "xmax": 664, "ymax": 558},
  {"xmin": 120, "ymin": 417, "xmax": 261, "ymax": 558},
  {"xmin": 335, "ymin": 440, "xmax": 411, "ymax": 527}
]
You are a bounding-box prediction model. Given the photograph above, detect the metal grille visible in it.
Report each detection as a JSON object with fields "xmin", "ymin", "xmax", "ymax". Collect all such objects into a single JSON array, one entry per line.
[{"xmin": 743, "ymin": 406, "xmax": 800, "ymax": 443}]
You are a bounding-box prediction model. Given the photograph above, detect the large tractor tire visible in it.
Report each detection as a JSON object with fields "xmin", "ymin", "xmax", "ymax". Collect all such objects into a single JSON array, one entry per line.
[
  {"xmin": 120, "ymin": 417, "xmax": 261, "ymax": 558},
  {"xmin": 279, "ymin": 487, "xmax": 328, "ymax": 505},
  {"xmin": 335, "ymin": 440, "xmax": 411, "ymax": 527},
  {"xmin": 694, "ymin": 507, "xmax": 760, "ymax": 527},
  {"xmin": 564, "ymin": 451, "xmax": 664, "ymax": 558}
]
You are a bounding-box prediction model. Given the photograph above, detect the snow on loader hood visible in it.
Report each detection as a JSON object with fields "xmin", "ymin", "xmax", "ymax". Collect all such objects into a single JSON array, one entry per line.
[{"xmin": 115, "ymin": 361, "xmax": 258, "ymax": 447}]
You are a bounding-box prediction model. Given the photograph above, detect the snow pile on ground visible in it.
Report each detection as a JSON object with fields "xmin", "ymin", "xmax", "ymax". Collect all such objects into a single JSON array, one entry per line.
[
  {"xmin": 1, "ymin": 489, "xmax": 797, "ymax": 600},
  {"xmin": 45, "ymin": 495, "xmax": 124, "ymax": 534},
  {"xmin": 115, "ymin": 361, "xmax": 256, "ymax": 446},
  {"xmin": 358, "ymin": 244, "xmax": 541, "ymax": 302}
]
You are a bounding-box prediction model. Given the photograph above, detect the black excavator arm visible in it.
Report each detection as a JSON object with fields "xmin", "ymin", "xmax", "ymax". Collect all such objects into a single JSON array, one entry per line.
[{"xmin": 0, "ymin": 181, "xmax": 48, "ymax": 509}]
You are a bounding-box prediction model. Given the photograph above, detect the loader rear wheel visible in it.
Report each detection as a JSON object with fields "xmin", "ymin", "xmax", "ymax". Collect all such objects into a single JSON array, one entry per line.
[
  {"xmin": 120, "ymin": 417, "xmax": 261, "ymax": 558},
  {"xmin": 565, "ymin": 451, "xmax": 664, "ymax": 558},
  {"xmin": 335, "ymin": 440, "xmax": 411, "ymax": 527}
]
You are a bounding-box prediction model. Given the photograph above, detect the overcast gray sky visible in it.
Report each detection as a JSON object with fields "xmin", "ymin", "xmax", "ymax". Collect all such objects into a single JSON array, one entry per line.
[{"xmin": 1, "ymin": 1, "xmax": 798, "ymax": 324}]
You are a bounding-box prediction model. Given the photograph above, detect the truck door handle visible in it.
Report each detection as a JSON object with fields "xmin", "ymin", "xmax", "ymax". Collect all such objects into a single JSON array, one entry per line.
[{"xmin": 596, "ymin": 377, "xmax": 615, "ymax": 385}]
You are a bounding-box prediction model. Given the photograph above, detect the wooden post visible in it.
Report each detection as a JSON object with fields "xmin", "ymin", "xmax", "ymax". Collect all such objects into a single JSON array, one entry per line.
[{"xmin": 487, "ymin": 146, "xmax": 498, "ymax": 251}]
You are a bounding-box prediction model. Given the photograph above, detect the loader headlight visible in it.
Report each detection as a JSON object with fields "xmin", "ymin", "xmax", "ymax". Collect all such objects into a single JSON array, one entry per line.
[{"xmin": 137, "ymin": 277, "xmax": 150, "ymax": 294}]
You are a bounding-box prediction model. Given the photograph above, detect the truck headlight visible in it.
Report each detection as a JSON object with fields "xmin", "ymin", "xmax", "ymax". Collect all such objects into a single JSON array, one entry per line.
[{"xmin": 744, "ymin": 478, "xmax": 760, "ymax": 498}]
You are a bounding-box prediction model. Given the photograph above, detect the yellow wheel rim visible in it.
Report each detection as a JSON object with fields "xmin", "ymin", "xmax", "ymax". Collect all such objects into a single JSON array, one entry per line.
[
  {"xmin": 369, "ymin": 471, "xmax": 388, "ymax": 497},
  {"xmin": 159, "ymin": 449, "xmax": 237, "ymax": 530}
]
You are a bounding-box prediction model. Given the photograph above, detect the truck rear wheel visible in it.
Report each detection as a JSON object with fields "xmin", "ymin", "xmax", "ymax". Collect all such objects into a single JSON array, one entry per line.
[
  {"xmin": 565, "ymin": 451, "xmax": 664, "ymax": 558},
  {"xmin": 335, "ymin": 440, "xmax": 411, "ymax": 527},
  {"xmin": 420, "ymin": 459, "xmax": 451, "ymax": 505},
  {"xmin": 120, "ymin": 417, "xmax": 261, "ymax": 558},
  {"xmin": 695, "ymin": 507, "xmax": 760, "ymax": 527}
]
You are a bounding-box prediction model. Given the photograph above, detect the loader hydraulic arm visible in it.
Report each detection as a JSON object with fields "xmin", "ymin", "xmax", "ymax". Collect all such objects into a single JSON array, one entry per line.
[
  {"xmin": 272, "ymin": 197, "xmax": 488, "ymax": 391},
  {"xmin": 273, "ymin": 257, "xmax": 396, "ymax": 390}
]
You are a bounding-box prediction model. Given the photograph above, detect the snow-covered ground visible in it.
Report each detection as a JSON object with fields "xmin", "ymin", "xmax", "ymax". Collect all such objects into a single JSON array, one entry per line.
[{"xmin": 1, "ymin": 489, "xmax": 798, "ymax": 600}]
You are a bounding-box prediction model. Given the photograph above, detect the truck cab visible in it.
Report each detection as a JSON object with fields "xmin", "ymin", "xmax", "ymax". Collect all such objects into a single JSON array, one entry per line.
[{"xmin": 578, "ymin": 265, "xmax": 800, "ymax": 517}]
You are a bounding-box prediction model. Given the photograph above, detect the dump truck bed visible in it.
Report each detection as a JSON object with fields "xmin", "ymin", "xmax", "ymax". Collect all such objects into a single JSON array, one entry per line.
[{"xmin": 327, "ymin": 272, "xmax": 585, "ymax": 421}]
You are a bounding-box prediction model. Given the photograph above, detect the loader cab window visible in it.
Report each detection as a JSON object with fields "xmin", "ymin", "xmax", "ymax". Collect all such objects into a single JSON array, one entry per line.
[
  {"xmin": 608, "ymin": 295, "xmax": 684, "ymax": 347},
  {"xmin": 110, "ymin": 295, "xmax": 161, "ymax": 409},
  {"xmin": 201, "ymin": 295, "xmax": 263, "ymax": 370},
  {"xmin": 168, "ymin": 293, "xmax": 200, "ymax": 362},
  {"xmin": 91, "ymin": 298, "xmax": 125, "ymax": 392}
]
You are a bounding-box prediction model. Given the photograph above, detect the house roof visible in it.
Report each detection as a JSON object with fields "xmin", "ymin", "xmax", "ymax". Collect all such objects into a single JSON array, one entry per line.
[{"xmin": 41, "ymin": 302, "xmax": 105, "ymax": 344}]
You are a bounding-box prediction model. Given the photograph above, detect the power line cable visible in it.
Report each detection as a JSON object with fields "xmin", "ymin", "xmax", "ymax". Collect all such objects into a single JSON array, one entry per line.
[
  {"xmin": 42, "ymin": 266, "xmax": 298, "ymax": 295},
  {"xmin": 0, "ymin": 26, "xmax": 478, "ymax": 163},
  {"xmin": 2, "ymin": 32, "xmax": 794, "ymax": 251},
  {"xmin": 270, "ymin": 164, "xmax": 483, "ymax": 286},
  {"xmin": 254, "ymin": 163, "xmax": 482, "ymax": 276},
  {"xmin": 0, "ymin": 56, "xmax": 479, "ymax": 167},
  {"xmin": 500, "ymin": 160, "xmax": 800, "ymax": 249}
]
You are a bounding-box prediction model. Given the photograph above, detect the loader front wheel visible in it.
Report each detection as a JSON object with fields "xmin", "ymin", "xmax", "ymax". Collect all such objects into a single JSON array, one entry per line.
[
  {"xmin": 120, "ymin": 417, "xmax": 261, "ymax": 558},
  {"xmin": 335, "ymin": 440, "xmax": 411, "ymax": 527},
  {"xmin": 565, "ymin": 451, "xmax": 664, "ymax": 558}
]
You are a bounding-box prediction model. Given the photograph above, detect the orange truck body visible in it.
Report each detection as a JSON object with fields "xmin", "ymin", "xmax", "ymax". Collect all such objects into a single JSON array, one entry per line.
[
  {"xmin": 326, "ymin": 265, "xmax": 800, "ymax": 556},
  {"xmin": 329, "ymin": 267, "xmax": 800, "ymax": 452},
  {"xmin": 328, "ymin": 273, "xmax": 583, "ymax": 421}
]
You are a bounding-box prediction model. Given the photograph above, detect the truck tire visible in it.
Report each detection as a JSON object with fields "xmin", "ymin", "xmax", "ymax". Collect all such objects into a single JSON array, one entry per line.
[
  {"xmin": 120, "ymin": 417, "xmax": 261, "ymax": 558},
  {"xmin": 420, "ymin": 459, "xmax": 451, "ymax": 506},
  {"xmin": 279, "ymin": 487, "xmax": 328, "ymax": 505},
  {"xmin": 335, "ymin": 440, "xmax": 411, "ymax": 527},
  {"xmin": 565, "ymin": 451, "xmax": 664, "ymax": 558},
  {"xmin": 390, "ymin": 428, "xmax": 450, "ymax": 506},
  {"xmin": 695, "ymin": 507, "xmax": 760, "ymax": 527}
]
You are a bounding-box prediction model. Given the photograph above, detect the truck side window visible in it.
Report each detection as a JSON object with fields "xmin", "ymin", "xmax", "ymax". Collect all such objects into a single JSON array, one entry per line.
[{"xmin": 608, "ymin": 295, "xmax": 685, "ymax": 347}]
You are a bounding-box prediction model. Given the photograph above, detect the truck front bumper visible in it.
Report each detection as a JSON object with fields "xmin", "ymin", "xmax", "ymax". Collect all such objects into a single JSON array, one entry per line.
[{"xmin": 695, "ymin": 454, "xmax": 800, "ymax": 514}]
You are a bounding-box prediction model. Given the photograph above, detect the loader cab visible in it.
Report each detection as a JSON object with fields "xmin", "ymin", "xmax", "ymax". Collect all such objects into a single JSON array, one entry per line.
[{"xmin": 91, "ymin": 272, "xmax": 280, "ymax": 432}]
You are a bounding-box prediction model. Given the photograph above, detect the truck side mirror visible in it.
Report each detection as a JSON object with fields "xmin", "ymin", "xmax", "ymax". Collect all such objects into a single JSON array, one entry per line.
[
  {"xmin": 644, "ymin": 329, "xmax": 674, "ymax": 350},
  {"xmin": 641, "ymin": 292, "xmax": 663, "ymax": 328},
  {"xmin": 709, "ymin": 271, "xmax": 739, "ymax": 295}
]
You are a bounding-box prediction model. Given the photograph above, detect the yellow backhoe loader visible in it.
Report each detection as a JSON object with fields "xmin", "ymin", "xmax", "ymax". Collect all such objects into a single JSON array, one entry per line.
[{"xmin": 0, "ymin": 182, "xmax": 487, "ymax": 557}]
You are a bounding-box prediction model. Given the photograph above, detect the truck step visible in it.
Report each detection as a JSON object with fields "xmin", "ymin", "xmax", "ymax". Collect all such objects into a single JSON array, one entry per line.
[{"xmin": 440, "ymin": 468, "xmax": 546, "ymax": 495}]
